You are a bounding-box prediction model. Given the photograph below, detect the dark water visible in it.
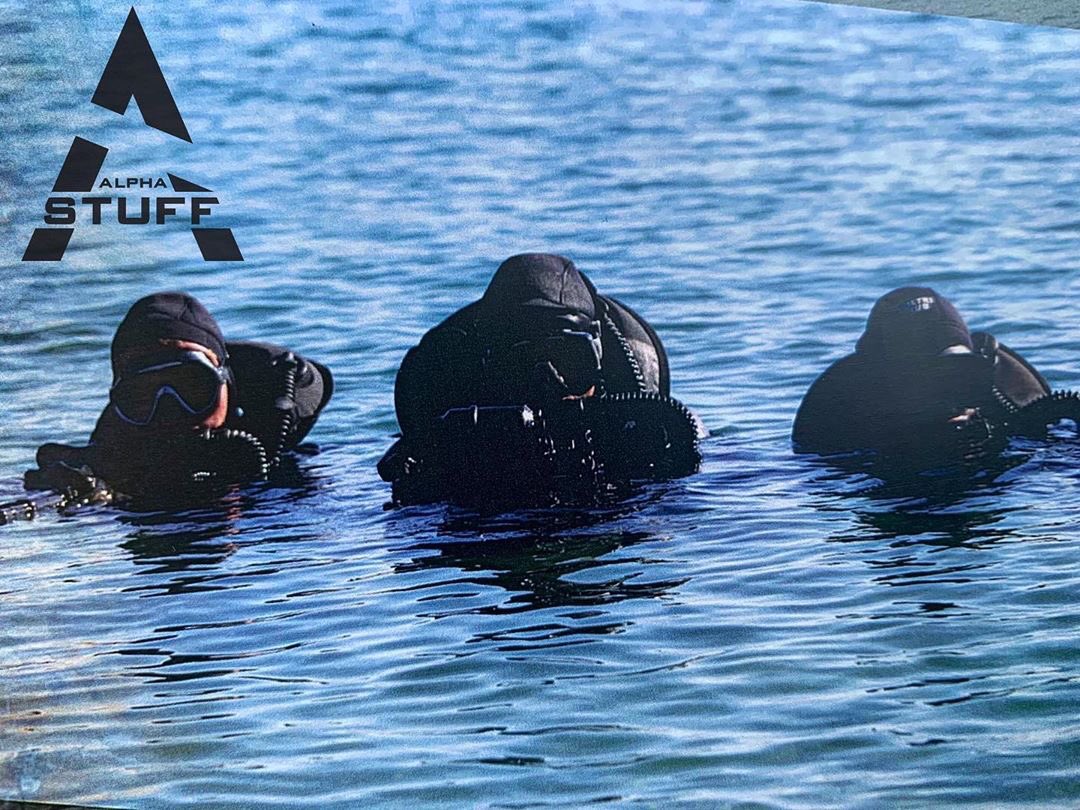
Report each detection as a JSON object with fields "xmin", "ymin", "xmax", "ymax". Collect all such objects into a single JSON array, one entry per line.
[{"xmin": 2, "ymin": 1, "xmax": 1079, "ymax": 806}]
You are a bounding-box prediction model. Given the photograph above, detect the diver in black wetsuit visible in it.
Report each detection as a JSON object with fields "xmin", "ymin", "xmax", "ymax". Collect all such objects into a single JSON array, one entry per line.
[
  {"xmin": 379, "ymin": 253, "xmax": 701, "ymax": 505},
  {"xmin": 25, "ymin": 292, "xmax": 333, "ymax": 500},
  {"xmin": 793, "ymin": 286, "xmax": 1053, "ymax": 459}
]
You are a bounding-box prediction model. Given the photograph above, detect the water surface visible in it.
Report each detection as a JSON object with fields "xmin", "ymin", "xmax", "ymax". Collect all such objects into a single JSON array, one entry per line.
[{"xmin": 1, "ymin": 1, "xmax": 1078, "ymax": 806}]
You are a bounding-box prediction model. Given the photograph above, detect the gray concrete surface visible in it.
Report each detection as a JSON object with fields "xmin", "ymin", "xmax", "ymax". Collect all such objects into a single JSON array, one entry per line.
[{"xmin": 804, "ymin": 1, "xmax": 1080, "ymax": 30}]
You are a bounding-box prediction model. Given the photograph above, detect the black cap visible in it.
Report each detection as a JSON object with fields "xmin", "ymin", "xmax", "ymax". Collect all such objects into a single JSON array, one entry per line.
[
  {"xmin": 856, "ymin": 286, "xmax": 972, "ymax": 358},
  {"xmin": 111, "ymin": 292, "xmax": 227, "ymax": 374},
  {"xmin": 482, "ymin": 253, "xmax": 597, "ymax": 322}
]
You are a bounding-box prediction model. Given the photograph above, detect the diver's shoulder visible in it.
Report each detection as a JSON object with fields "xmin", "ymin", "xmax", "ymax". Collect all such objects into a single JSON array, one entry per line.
[
  {"xmin": 802, "ymin": 353, "xmax": 868, "ymax": 395},
  {"xmin": 792, "ymin": 353, "xmax": 867, "ymax": 451},
  {"xmin": 978, "ymin": 333, "xmax": 1051, "ymax": 407}
]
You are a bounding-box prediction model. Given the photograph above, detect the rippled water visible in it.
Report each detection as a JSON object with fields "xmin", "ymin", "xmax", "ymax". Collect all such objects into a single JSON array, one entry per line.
[{"xmin": 2, "ymin": 1, "xmax": 1079, "ymax": 806}]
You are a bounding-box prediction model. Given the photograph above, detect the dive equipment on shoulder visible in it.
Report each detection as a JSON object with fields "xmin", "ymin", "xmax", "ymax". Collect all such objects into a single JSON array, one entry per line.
[
  {"xmin": 1004, "ymin": 390, "xmax": 1080, "ymax": 438},
  {"xmin": 380, "ymin": 392, "xmax": 702, "ymax": 507},
  {"xmin": 82, "ymin": 427, "xmax": 271, "ymax": 500}
]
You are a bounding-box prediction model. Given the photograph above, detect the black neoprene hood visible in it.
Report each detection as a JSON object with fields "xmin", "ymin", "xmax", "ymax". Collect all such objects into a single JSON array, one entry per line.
[
  {"xmin": 482, "ymin": 254, "xmax": 597, "ymax": 318},
  {"xmin": 855, "ymin": 286, "xmax": 973, "ymax": 358},
  {"xmin": 111, "ymin": 292, "xmax": 228, "ymax": 374}
]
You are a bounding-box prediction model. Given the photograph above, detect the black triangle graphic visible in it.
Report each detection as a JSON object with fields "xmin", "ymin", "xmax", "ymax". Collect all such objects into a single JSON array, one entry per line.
[
  {"xmin": 91, "ymin": 7, "xmax": 191, "ymax": 142},
  {"xmin": 167, "ymin": 173, "xmax": 212, "ymax": 192}
]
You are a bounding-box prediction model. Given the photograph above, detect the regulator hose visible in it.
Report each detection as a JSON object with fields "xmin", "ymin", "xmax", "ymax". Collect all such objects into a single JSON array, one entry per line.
[
  {"xmin": 269, "ymin": 353, "xmax": 299, "ymax": 469},
  {"xmin": 185, "ymin": 427, "xmax": 271, "ymax": 485},
  {"xmin": 1005, "ymin": 390, "xmax": 1080, "ymax": 439},
  {"xmin": 602, "ymin": 307, "xmax": 648, "ymax": 393}
]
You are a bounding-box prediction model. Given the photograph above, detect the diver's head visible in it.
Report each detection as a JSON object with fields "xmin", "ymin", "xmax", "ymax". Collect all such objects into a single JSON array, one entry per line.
[
  {"xmin": 482, "ymin": 254, "xmax": 598, "ymax": 318},
  {"xmin": 855, "ymin": 286, "xmax": 994, "ymax": 431},
  {"xmin": 479, "ymin": 254, "xmax": 603, "ymax": 403},
  {"xmin": 856, "ymin": 286, "xmax": 973, "ymax": 360},
  {"xmin": 109, "ymin": 293, "xmax": 231, "ymax": 431}
]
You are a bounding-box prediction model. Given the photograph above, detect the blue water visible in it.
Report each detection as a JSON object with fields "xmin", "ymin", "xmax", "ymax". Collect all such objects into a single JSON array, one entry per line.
[{"xmin": 2, "ymin": 1, "xmax": 1079, "ymax": 806}]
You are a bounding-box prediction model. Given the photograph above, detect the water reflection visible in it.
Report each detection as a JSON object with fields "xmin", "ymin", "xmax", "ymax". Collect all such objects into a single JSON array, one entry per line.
[
  {"xmin": 798, "ymin": 444, "xmax": 1030, "ymax": 600},
  {"xmin": 818, "ymin": 470, "xmax": 1015, "ymax": 549},
  {"xmin": 431, "ymin": 485, "xmax": 668, "ymax": 538},
  {"xmin": 801, "ymin": 440, "xmax": 1034, "ymax": 510},
  {"xmin": 398, "ymin": 530, "xmax": 684, "ymax": 615},
  {"xmin": 116, "ymin": 459, "xmax": 327, "ymax": 592},
  {"xmin": 119, "ymin": 499, "xmax": 248, "ymax": 573},
  {"xmin": 396, "ymin": 528, "xmax": 684, "ymax": 655},
  {"xmin": 837, "ymin": 504, "xmax": 1014, "ymax": 549}
]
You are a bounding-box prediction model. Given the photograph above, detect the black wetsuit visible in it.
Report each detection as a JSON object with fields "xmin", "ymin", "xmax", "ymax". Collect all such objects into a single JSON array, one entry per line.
[
  {"xmin": 793, "ymin": 288, "xmax": 1050, "ymax": 457},
  {"xmin": 27, "ymin": 341, "xmax": 332, "ymax": 498},
  {"xmin": 393, "ymin": 262, "xmax": 670, "ymax": 438},
  {"xmin": 380, "ymin": 253, "xmax": 698, "ymax": 505},
  {"xmin": 89, "ymin": 340, "xmax": 333, "ymax": 456}
]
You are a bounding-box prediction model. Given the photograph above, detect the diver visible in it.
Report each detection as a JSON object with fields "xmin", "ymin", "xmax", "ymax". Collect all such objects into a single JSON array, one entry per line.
[
  {"xmin": 379, "ymin": 253, "xmax": 702, "ymax": 506},
  {"xmin": 791, "ymin": 285, "xmax": 1076, "ymax": 460},
  {"xmin": 24, "ymin": 291, "xmax": 334, "ymax": 502}
]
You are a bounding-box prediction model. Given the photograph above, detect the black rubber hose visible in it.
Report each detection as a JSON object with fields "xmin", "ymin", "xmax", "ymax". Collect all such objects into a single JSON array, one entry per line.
[
  {"xmin": 200, "ymin": 428, "xmax": 270, "ymax": 482},
  {"xmin": 270, "ymin": 353, "xmax": 299, "ymax": 469},
  {"xmin": 1005, "ymin": 390, "xmax": 1080, "ymax": 438},
  {"xmin": 602, "ymin": 309, "xmax": 647, "ymax": 392},
  {"xmin": 592, "ymin": 391, "xmax": 703, "ymax": 479}
]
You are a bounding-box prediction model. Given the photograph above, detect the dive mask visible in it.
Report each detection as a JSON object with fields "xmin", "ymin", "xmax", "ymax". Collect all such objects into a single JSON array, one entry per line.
[
  {"xmin": 483, "ymin": 312, "xmax": 603, "ymax": 400},
  {"xmin": 110, "ymin": 350, "xmax": 229, "ymax": 427}
]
